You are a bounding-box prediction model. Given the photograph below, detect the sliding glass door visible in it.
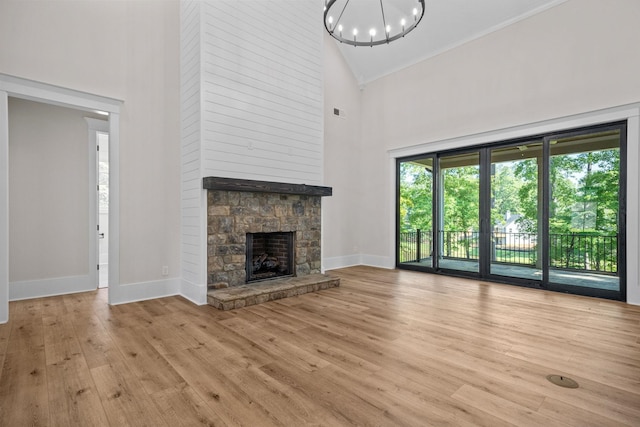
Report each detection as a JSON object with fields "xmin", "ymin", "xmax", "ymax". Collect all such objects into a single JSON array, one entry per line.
[
  {"xmin": 546, "ymin": 127, "xmax": 624, "ymax": 297},
  {"xmin": 489, "ymin": 142, "xmax": 542, "ymax": 281},
  {"xmin": 438, "ymin": 152, "xmax": 480, "ymax": 274},
  {"xmin": 396, "ymin": 122, "xmax": 626, "ymax": 301},
  {"xmin": 398, "ymin": 157, "xmax": 434, "ymax": 269}
]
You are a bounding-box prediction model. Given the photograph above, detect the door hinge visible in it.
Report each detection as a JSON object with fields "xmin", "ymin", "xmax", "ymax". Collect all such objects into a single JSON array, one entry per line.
[{"xmin": 97, "ymin": 264, "xmax": 100, "ymax": 270}]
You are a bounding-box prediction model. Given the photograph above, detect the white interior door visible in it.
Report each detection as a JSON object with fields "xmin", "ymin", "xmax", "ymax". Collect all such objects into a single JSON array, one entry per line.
[{"xmin": 98, "ymin": 132, "xmax": 109, "ymax": 288}]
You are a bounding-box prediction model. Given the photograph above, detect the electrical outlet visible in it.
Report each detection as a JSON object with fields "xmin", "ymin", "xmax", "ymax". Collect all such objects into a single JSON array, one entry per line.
[{"xmin": 162, "ymin": 266, "xmax": 169, "ymax": 276}]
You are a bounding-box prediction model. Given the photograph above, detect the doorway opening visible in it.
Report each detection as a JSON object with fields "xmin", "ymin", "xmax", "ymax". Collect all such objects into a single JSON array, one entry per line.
[{"xmin": 97, "ymin": 131, "xmax": 109, "ymax": 288}]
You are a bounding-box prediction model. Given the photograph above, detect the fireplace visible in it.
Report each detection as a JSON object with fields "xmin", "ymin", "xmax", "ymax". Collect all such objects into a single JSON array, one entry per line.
[
  {"xmin": 246, "ymin": 231, "xmax": 294, "ymax": 282},
  {"xmin": 203, "ymin": 177, "xmax": 332, "ymax": 289}
]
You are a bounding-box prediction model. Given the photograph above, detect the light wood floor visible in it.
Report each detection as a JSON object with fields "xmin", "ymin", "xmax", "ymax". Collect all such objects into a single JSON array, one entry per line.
[{"xmin": 1, "ymin": 266, "xmax": 639, "ymax": 426}]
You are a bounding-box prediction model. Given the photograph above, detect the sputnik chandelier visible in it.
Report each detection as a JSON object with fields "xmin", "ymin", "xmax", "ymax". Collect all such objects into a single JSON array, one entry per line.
[{"xmin": 324, "ymin": 0, "xmax": 425, "ymax": 47}]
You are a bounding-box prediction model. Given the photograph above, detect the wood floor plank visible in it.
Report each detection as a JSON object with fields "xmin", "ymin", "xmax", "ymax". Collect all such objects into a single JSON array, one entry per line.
[
  {"xmin": 150, "ymin": 382, "xmax": 228, "ymax": 427},
  {"xmin": 0, "ymin": 266, "xmax": 638, "ymax": 426},
  {"xmin": 164, "ymin": 346, "xmax": 286, "ymax": 427},
  {"xmin": 43, "ymin": 314, "xmax": 84, "ymax": 365},
  {"xmin": 0, "ymin": 320, "xmax": 11, "ymax": 379},
  {"xmin": 537, "ymin": 396, "xmax": 636, "ymax": 427},
  {"xmin": 46, "ymin": 352, "xmax": 110, "ymax": 426},
  {"xmin": 72, "ymin": 314, "xmax": 120, "ymax": 369},
  {"xmin": 90, "ymin": 359, "xmax": 170, "ymax": 427},
  {"xmin": 106, "ymin": 324, "xmax": 186, "ymax": 395},
  {"xmin": 140, "ymin": 314, "xmax": 195, "ymax": 355},
  {"xmin": 219, "ymin": 316, "xmax": 331, "ymax": 373},
  {"xmin": 259, "ymin": 361, "xmax": 395, "ymax": 427},
  {"xmin": 229, "ymin": 362, "xmax": 331, "ymax": 426},
  {"xmin": 451, "ymin": 383, "xmax": 568, "ymax": 426},
  {"xmin": 0, "ymin": 349, "xmax": 49, "ymax": 426},
  {"xmin": 6, "ymin": 312, "xmax": 44, "ymax": 355},
  {"xmin": 369, "ymin": 367, "xmax": 516, "ymax": 427}
]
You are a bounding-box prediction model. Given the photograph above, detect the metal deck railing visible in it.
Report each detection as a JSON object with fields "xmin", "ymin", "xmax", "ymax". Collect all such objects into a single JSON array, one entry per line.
[{"xmin": 400, "ymin": 230, "xmax": 617, "ymax": 274}]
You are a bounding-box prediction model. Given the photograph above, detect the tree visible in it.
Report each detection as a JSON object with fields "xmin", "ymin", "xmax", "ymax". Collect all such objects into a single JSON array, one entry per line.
[
  {"xmin": 399, "ymin": 162, "xmax": 433, "ymax": 233},
  {"xmin": 442, "ymin": 165, "xmax": 479, "ymax": 231}
]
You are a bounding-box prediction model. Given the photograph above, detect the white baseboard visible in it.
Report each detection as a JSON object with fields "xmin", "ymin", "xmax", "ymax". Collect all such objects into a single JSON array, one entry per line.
[
  {"xmin": 360, "ymin": 254, "xmax": 394, "ymax": 269},
  {"xmin": 180, "ymin": 278, "xmax": 207, "ymax": 305},
  {"xmin": 323, "ymin": 254, "xmax": 394, "ymax": 271},
  {"xmin": 9, "ymin": 275, "xmax": 94, "ymax": 301},
  {"xmin": 109, "ymin": 277, "xmax": 181, "ymax": 305},
  {"xmin": 323, "ymin": 254, "xmax": 362, "ymax": 270}
]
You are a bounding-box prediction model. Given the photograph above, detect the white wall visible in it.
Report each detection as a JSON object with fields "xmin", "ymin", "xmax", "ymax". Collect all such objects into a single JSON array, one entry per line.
[
  {"xmin": 0, "ymin": 0, "xmax": 181, "ymax": 303},
  {"xmin": 322, "ymin": 32, "xmax": 364, "ymax": 269},
  {"xmin": 323, "ymin": 0, "xmax": 640, "ymax": 301}
]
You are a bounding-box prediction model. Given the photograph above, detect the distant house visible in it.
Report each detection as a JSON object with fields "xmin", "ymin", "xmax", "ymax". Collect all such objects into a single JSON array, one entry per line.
[{"xmin": 494, "ymin": 211, "xmax": 536, "ymax": 249}]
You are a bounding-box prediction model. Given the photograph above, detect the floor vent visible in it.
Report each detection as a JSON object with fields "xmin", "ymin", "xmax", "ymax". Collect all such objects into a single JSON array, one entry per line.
[{"xmin": 546, "ymin": 375, "xmax": 579, "ymax": 388}]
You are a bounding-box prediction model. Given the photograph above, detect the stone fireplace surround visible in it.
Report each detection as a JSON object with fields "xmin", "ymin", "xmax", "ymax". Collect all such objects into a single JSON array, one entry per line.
[{"xmin": 204, "ymin": 177, "xmax": 339, "ymax": 309}]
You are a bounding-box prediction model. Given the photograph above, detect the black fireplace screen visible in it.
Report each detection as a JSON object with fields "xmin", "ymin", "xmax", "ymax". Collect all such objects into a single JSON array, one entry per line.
[{"xmin": 246, "ymin": 232, "xmax": 294, "ymax": 283}]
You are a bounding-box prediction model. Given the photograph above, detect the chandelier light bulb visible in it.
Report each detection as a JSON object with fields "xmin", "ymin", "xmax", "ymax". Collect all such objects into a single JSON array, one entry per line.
[
  {"xmin": 386, "ymin": 25, "xmax": 391, "ymax": 34},
  {"xmin": 353, "ymin": 28, "xmax": 358, "ymax": 36},
  {"xmin": 369, "ymin": 28, "xmax": 376, "ymax": 37}
]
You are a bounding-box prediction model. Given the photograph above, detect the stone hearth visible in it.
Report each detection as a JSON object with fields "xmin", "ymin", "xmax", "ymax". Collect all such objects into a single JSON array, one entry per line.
[
  {"xmin": 207, "ymin": 274, "xmax": 340, "ymax": 310},
  {"xmin": 204, "ymin": 177, "xmax": 338, "ymax": 309}
]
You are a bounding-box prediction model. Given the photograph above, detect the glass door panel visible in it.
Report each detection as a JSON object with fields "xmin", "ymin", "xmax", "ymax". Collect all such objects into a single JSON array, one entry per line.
[
  {"xmin": 398, "ymin": 157, "xmax": 434, "ymax": 269},
  {"xmin": 489, "ymin": 142, "xmax": 543, "ymax": 281},
  {"xmin": 548, "ymin": 129, "xmax": 622, "ymax": 293},
  {"xmin": 438, "ymin": 152, "xmax": 480, "ymax": 273}
]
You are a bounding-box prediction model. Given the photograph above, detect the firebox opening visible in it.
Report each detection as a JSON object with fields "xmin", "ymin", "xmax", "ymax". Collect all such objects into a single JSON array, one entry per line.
[{"xmin": 246, "ymin": 232, "xmax": 295, "ymax": 283}]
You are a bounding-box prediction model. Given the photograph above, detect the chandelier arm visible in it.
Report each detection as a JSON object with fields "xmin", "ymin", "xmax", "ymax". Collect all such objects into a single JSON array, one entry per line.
[
  {"xmin": 332, "ymin": 0, "xmax": 350, "ymax": 34},
  {"xmin": 379, "ymin": 0, "xmax": 389, "ymax": 43}
]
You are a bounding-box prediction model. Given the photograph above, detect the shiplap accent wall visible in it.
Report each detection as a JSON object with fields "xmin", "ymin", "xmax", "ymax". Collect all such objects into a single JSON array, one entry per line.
[
  {"xmin": 180, "ymin": 0, "xmax": 324, "ymax": 303},
  {"xmin": 200, "ymin": 0, "xmax": 323, "ymax": 185},
  {"xmin": 180, "ymin": 0, "xmax": 204, "ymax": 301}
]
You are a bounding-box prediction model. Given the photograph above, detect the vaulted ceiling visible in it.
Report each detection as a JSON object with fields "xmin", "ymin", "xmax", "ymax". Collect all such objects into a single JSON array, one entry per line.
[{"xmin": 329, "ymin": 0, "xmax": 567, "ymax": 84}]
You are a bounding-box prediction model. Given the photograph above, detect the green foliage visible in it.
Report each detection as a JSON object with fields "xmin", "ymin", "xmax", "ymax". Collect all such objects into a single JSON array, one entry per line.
[
  {"xmin": 513, "ymin": 159, "xmax": 539, "ymax": 233},
  {"xmin": 442, "ymin": 165, "xmax": 479, "ymax": 231},
  {"xmin": 399, "ymin": 145, "xmax": 620, "ymax": 271},
  {"xmin": 399, "ymin": 162, "xmax": 433, "ymax": 233}
]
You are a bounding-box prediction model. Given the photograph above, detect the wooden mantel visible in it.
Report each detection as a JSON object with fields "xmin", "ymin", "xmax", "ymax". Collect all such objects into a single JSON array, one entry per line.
[{"xmin": 202, "ymin": 177, "xmax": 332, "ymax": 197}]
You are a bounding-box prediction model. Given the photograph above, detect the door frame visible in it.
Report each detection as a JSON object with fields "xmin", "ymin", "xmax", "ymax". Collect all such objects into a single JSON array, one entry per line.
[
  {"xmin": 0, "ymin": 73, "xmax": 122, "ymax": 323},
  {"xmin": 390, "ymin": 103, "xmax": 640, "ymax": 304}
]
